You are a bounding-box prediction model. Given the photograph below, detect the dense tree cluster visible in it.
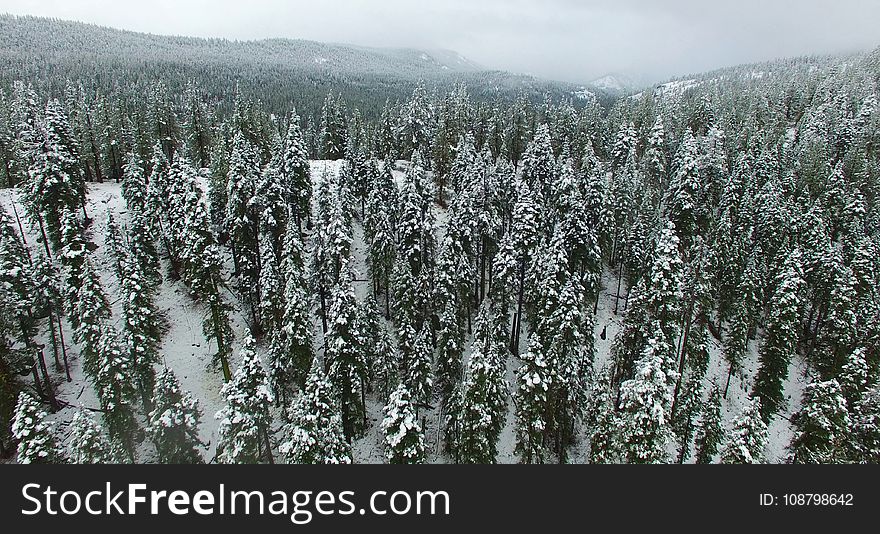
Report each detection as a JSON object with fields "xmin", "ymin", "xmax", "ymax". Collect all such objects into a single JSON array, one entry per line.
[{"xmin": 2, "ymin": 22, "xmax": 880, "ymax": 465}]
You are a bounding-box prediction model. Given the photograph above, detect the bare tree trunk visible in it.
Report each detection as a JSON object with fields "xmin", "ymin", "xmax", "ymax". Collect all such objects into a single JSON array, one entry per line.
[{"xmin": 55, "ymin": 308, "xmax": 71, "ymax": 382}]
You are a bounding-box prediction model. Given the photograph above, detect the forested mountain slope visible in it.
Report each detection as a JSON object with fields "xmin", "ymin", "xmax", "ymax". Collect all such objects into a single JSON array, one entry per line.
[{"xmin": 0, "ymin": 15, "xmax": 575, "ymax": 121}]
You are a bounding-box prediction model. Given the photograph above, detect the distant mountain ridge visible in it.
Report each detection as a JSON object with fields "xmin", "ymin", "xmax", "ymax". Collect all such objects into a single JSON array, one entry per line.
[{"xmin": 0, "ymin": 15, "xmax": 576, "ymax": 119}]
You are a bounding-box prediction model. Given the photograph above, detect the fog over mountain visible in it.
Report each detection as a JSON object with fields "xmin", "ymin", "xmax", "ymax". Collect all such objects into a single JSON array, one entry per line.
[{"xmin": 2, "ymin": 0, "xmax": 878, "ymax": 83}]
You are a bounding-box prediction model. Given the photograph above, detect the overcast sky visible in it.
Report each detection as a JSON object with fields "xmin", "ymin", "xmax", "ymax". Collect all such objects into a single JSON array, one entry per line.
[{"xmin": 2, "ymin": 0, "xmax": 878, "ymax": 84}]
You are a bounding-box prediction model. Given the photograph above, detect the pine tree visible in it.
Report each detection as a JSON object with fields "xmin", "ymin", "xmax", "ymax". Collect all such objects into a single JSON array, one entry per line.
[
  {"xmin": 225, "ymin": 131, "xmax": 262, "ymax": 332},
  {"xmin": 11, "ymin": 392, "xmax": 64, "ymax": 464},
  {"xmin": 381, "ymin": 383, "xmax": 426, "ymax": 464},
  {"xmin": 643, "ymin": 115, "xmax": 667, "ymax": 190},
  {"xmin": 664, "ymin": 130, "xmax": 703, "ymax": 248},
  {"xmin": 402, "ymin": 325, "xmax": 434, "ymax": 408},
  {"xmin": 281, "ymin": 109, "xmax": 312, "ymax": 233},
  {"xmin": 176, "ymin": 178, "xmax": 234, "ymax": 381},
  {"xmin": 32, "ymin": 250, "xmax": 70, "ymax": 380},
  {"xmin": 373, "ymin": 327, "xmax": 398, "ymax": 402},
  {"xmin": 694, "ymin": 385, "xmax": 723, "ymax": 464},
  {"xmin": 258, "ymin": 234, "xmax": 284, "ymax": 333},
  {"xmin": 520, "ymin": 123, "xmax": 556, "ymax": 209},
  {"xmin": 508, "ymin": 179, "xmax": 541, "ymax": 355},
  {"xmin": 93, "ymin": 327, "xmax": 139, "ymax": 462},
  {"xmin": 270, "ymin": 232, "xmax": 314, "ymax": 401},
  {"xmin": 325, "ymin": 265, "xmax": 368, "ymax": 439},
  {"xmin": 365, "ymin": 166, "xmax": 397, "ymax": 317},
  {"xmin": 127, "ymin": 211, "xmax": 161, "ymax": 288},
  {"xmin": 789, "ymin": 379, "xmax": 849, "ymax": 464},
  {"xmin": 58, "ymin": 209, "xmax": 87, "ymax": 316},
  {"xmin": 256, "ymin": 156, "xmax": 288, "ymax": 261},
  {"xmin": 280, "ymin": 363, "xmax": 352, "ymax": 464},
  {"xmin": 121, "ymin": 152, "xmax": 147, "ymax": 213},
  {"xmin": 72, "ymin": 258, "xmax": 111, "ymax": 379},
  {"xmin": 839, "ymin": 347, "xmax": 868, "ymax": 410},
  {"xmin": 586, "ymin": 372, "xmax": 620, "ymax": 464},
  {"xmin": 319, "ymin": 92, "xmax": 348, "ymax": 160},
  {"xmin": 721, "ymin": 396, "xmax": 768, "ymax": 464},
  {"xmin": 753, "ymin": 248, "xmax": 805, "ymax": 422},
  {"xmin": 611, "ymin": 221, "xmax": 683, "ymax": 390},
  {"xmin": 148, "ymin": 367, "xmax": 204, "ymax": 464},
  {"xmin": 851, "ymin": 386, "xmax": 880, "ymax": 463},
  {"xmin": 20, "ymin": 99, "xmax": 85, "ymax": 250},
  {"xmin": 215, "ymin": 337, "xmax": 274, "ymax": 463},
  {"xmin": 119, "ymin": 253, "xmax": 161, "ymax": 413},
  {"xmin": 68, "ymin": 410, "xmax": 113, "ymax": 464},
  {"xmin": 617, "ymin": 336, "xmax": 673, "ymax": 464},
  {"xmin": 447, "ymin": 343, "xmax": 507, "ymax": 463}
]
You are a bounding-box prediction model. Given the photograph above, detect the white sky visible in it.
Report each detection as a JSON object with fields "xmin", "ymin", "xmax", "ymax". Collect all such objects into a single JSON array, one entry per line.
[{"xmin": 2, "ymin": 0, "xmax": 878, "ymax": 83}]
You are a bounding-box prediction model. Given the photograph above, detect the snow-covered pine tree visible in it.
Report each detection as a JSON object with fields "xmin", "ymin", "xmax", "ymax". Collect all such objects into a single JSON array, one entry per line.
[
  {"xmin": 508, "ymin": 178, "xmax": 541, "ymax": 355},
  {"xmin": 126, "ymin": 210, "xmax": 161, "ymax": 288},
  {"xmin": 148, "ymin": 367, "xmax": 204, "ymax": 463},
  {"xmin": 434, "ymin": 231, "xmax": 470, "ymax": 400},
  {"xmin": 258, "ymin": 233, "xmax": 284, "ymax": 334},
  {"xmin": 694, "ymin": 384, "xmax": 723, "ymax": 464},
  {"xmin": 515, "ymin": 236, "xmax": 594, "ymax": 463},
  {"xmin": 280, "ymin": 363, "xmax": 351, "ymax": 464},
  {"xmin": 586, "ymin": 371, "xmax": 620, "ymax": 464},
  {"xmin": 58, "ymin": 209, "xmax": 87, "ymax": 318},
  {"xmin": 365, "ymin": 166, "xmax": 397, "ymax": 317},
  {"xmin": 851, "ymin": 386, "xmax": 880, "ymax": 463},
  {"xmin": 397, "ymin": 84, "xmax": 433, "ymax": 164},
  {"xmin": 20, "ymin": 99, "xmax": 85, "ymax": 251},
  {"xmin": 617, "ymin": 335, "xmax": 673, "ymax": 464},
  {"xmin": 839, "ymin": 347, "xmax": 869, "ymax": 410},
  {"xmin": 643, "ymin": 115, "xmax": 667, "ymax": 190},
  {"xmin": 68, "ymin": 410, "xmax": 113, "ymax": 464},
  {"xmin": 789, "ymin": 379, "xmax": 849, "ymax": 464},
  {"xmin": 721, "ymin": 396, "xmax": 768, "ymax": 464},
  {"xmin": 664, "ymin": 130, "xmax": 703, "ymax": 249},
  {"xmin": 447, "ymin": 341, "xmax": 507, "ymax": 463},
  {"xmin": 11, "ymin": 392, "xmax": 64, "ymax": 464},
  {"xmin": 256, "ymin": 154, "xmax": 288, "ymax": 262},
  {"xmin": 610, "ymin": 220, "xmax": 683, "ymax": 391},
  {"xmin": 216, "ymin": 337, "xmax": 274, "ymax": 463},
  {"xmin": 372, "ymin": 326, "xmax": 398, "ymax": 403},
  {"xmin": 0, "ymin": 225, "xmax": 59, "ymax": 407},
  {"xmin": 175, "ymin": 177, "xmax": 235, "ymax": 381},
  {"xmin": 553, "ymin": 160, "xmax": 602, "ymax": 298},
  {"xmin": 121, "ymin": 151, "xmax": 147, "ymax": 213},
  {"xmin": 280, "ymin": 109, "xmax": 312, "ymax": 234},
  {"xmin": 402, "ymin": 324, "xmax": 434, "ymax": 408},
  {"xmin": 93, "ymin": 327, "xmax": 139, "ymax": 462},
  {"xmin": 381, "ymin": 383, "xmax": 426, "ymax": 464},
  {"xmin": 325, "ymin": 263, "xmax": 368, "ymax": 439},
  {"xmin": 72, "ymin": 258, "xmax": 111, "ymax": 379},
  {"xmin": 225, "ymin": 130, "xmax": 262, "ymax": 332},
  {"xmin": 31, "ymin": 250, "xmax": 70, "ymax": 380},
  {"xmin": 753, "ymin": 248, "xmax": 805, "ymax": 422},
  {"xmin": 318, "ymin": 92, "xmax": 348, "ymax": 161},
  {"xmin": 117, "ymin": 242, "xmax": 162, "ymax": 412},
  {"xmin": 270, "ymin": 230, "xmax": 314, "ymax": 401},
  {"xmin": 671, "ymin": 374, "xmax": 702, "ymax": 463},
  {"xmin": 520, "ymin": 123, "xmax": 555, "ymax": 214}
]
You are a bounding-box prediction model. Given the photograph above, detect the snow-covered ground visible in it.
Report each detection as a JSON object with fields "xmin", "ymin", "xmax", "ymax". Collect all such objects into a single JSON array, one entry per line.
[{"xmin": 0, "ymin": 160, "xmax": 804, "ymax": 463}]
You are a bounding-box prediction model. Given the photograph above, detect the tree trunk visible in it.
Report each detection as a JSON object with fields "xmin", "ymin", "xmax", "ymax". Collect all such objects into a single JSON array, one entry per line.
[
  {"xmin": 54, "ymin": 308, "xmax": 71, "ymax": 382},
  {"xmin": 510, "ymin": 259, "xmax": 525, "ymax": 355},
  {"xmin": 723, "ymin": 362, "xmax": 734, "ymax": 399},
  {"xmin": 47, "ymin": 310, "xmax": 62, "ymax": 371}
]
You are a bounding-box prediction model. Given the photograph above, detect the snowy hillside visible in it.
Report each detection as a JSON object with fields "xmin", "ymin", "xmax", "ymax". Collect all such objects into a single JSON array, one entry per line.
[
  {"xmin": 0, "ymin": 159, "xmax": 805, "ymax": 463},
  {"xmin": 0, "ymin": 15, "xmax": 575, "ymax": 121}
]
